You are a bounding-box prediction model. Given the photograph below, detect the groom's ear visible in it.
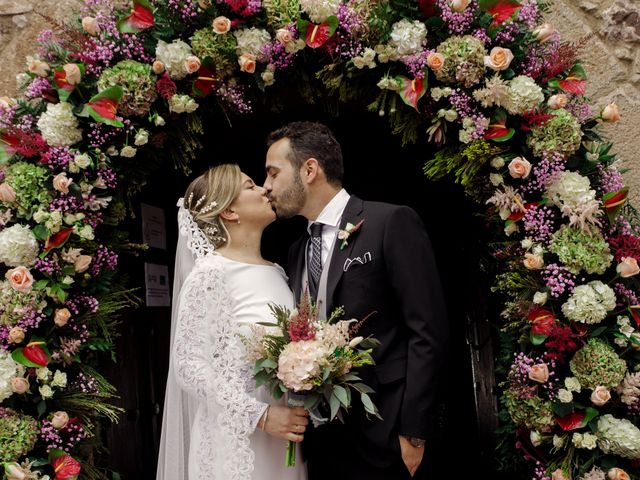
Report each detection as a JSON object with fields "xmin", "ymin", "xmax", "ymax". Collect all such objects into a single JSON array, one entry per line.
[{"xmin": 302, "ymin": 158, "xmax": 320, "ymax": 184}]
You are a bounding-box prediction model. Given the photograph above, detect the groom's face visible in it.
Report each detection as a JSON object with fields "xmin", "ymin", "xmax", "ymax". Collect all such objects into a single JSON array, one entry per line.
[{"xmin": 264, "ymin": 138, "xmax": 306, "ymax": 219}]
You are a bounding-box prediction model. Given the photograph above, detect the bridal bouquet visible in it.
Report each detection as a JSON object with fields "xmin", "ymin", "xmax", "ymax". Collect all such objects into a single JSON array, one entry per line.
[{"xmin": 243, "ymin": 294, "xmax": 380, "ymax": 466}]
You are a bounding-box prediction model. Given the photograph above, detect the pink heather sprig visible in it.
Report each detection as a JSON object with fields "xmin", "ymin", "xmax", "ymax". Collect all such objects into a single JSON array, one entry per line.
[
  {"xmin": 402, "ymin": 50, "xmax": 431, "ymax": 79},
  {"xmin": 614, "ymin": 282, "xmax": 639, "ymax": 307},
  {"xmin": 40, "ymin": 146, "xmax": 74, "ymax": 171},
  {"xmin": 87, "ymin": 122, "xmax": 121, "ymax": 149},
  {"xmin": 523, "ymin": 205, "xmax": 556, "ymax": 245},
  {"xmin": 0, "ymin": 309, "xmax": 47, "ymax": 349},
  {"xmin": 516, "ymin": 0, "xmax": 539, "ymax": 30},
  {"xmin": 25, "ymin": 77, "xmax": 53, "ymax": 100},
  {"xmin": 508, "ymin": 352, "xmax": 557, "ymax": 400},
  {"xmin": 288, "ymin": 314, "xmax": 317, "ymax": 341},
  {"xmin": 532, "ymin": 462, "xmax": 552, "ymax": 480},
  {"xmin": 596, "ymin": 163, "xmax": 624, "ymax": 195},
  {"xmin": 262, "ymin": 41, "xmax": 297, "ymax": 71},
  {"xmin": 449, "ymin": 89, "xmax": 474, "ymax": 119},
  {"xmin": 96, "ymin": 167, "xmax": 118, "ymax": 189},
  {"xmin": 471, "ymin": 28, "xmax": 491, "ymax": 45},
  {"xmin": 627, "ymin": 399, "xmax": 640, "ymax": 416},
  {"xmin": 84, "ymin": 211, "xmax": 105, "ymax": 229},
  {"xmin": 543, "ymin": 263, "xmax": 576, "ymax": 298},
  {"xmin": 40, "ymin": 420, "xmax": 87, "ymax": 453},
  {"xmin": 565, "ymin": 100, "xmax": 592, "ymax": 124},
  {"xmin": 494, "ymin": 21, "xmax": 520, "ymax": 44},
  {"xmin": 51, "ymin": 337, "xmax": 83, "ymax": 362},
  {"xmin": 520, "ymin": 43, "xmax": 546, "ymax": 80},
  {"xmin": 65, "ymin": 294, "xmax": 99, "ymax": 315},
  {"xmin": 168, "ymin": 0, "xmax": 199, "ymax": 23},
  {"xmin": 467, "ymin": 113, "xmax": 489, "ymax": 141},
  {"xmin": 437, "ymin": 0, "xmax": 477, "ymax": 35},
  {"xmin": 70, "ymin": 371, "xmax": 100, "ymax": 394},
  {"xmin": 50, "ymin": 194, "xmax": 84, "ymax": 214},
  {"xmin": 34, "ymin": 257, "xmax": 62, "ymax": 277},
  {"xmin": 90, "ymin": 245, "xmax": 118, "ymax": 276},
  {"xmin": 522, "ymin": 151, "xmax": 566, "ymax": 194},
  {"xmin": 218, "ymin": 84, "xmax": 252, "ymax": 114},
  {"xmin": 0, "ymin": 104, "xmax": 18, "ymax": 129}
]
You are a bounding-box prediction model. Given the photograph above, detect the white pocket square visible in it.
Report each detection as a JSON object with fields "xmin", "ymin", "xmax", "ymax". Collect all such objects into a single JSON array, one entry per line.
[{"xmin": 343, "ymin": 251, "xmax": 372, "ymax": 272}]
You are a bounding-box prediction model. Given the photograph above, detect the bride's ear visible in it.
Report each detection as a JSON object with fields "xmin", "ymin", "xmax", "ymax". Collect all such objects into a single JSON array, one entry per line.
[{"xmin": 219, "ymin": 208, "xmax": 239, "ymax": 223}]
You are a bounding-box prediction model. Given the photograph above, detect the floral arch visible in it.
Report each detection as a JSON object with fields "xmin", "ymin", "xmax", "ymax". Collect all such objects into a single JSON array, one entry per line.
[{"xmin": 0, "ymin": 0, "xmax": 637, "ymax": 478}]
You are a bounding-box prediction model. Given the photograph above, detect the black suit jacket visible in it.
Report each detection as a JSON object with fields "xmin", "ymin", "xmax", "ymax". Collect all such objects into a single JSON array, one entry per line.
[{"xmin": 288, "ymin": 196, "xmax": 449, "ymax": 472}]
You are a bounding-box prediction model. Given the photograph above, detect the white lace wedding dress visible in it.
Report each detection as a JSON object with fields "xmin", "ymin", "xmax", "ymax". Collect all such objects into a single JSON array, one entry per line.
[{"xmin": 156, "ymin": 200, "xmax": 307, "ymax": 480}]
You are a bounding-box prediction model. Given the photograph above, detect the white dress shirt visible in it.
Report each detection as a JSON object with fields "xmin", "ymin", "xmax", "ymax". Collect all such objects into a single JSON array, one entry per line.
[{"xmin": 306, "ymin": 188, "xmax": 350, "ymax": 267}]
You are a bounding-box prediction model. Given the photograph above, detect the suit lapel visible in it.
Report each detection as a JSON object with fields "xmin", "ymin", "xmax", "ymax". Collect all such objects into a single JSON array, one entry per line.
[
  {"xmin": 326, "ymin": 196, "xmax": 365, "ymax": 310},
  {"xmin": 290, "ymin": 236, "xmax": 307, "ymax": 302}
]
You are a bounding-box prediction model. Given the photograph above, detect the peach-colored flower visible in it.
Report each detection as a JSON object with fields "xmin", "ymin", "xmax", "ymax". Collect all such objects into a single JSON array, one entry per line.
[
  {"xmin": 608, "ymin": 468, "xmax": 631, "ymax": 480},
  {"xmin": 54, "ymin": 308, "xmax": 71, "ymax": 327},
  {"xmin": 0, "ymin": 96, "xmax": 15, "ymax": 109},
  {"xmin": 81, "ymin": 16, "xmax": 101, "ymax": 37},
  {"xmin": 528, "ymin": 363, "xmax": 549, "ymax": 383},
  {"xmin": 551, "ymin": 469, "xmax": 569, "ymax": 480},
  {"xmin": 591, "ymin": 386, "xmax": 611, "ymax": 406},
  {"xmin": 152, "ymin": 60, "xmax": 165, "ymax": 75},
  {"xmin": 523, "ymin": 253, "xmax": 544, "ymax": 270},
  {"xmin": 28, "ymin": 58, "xmax": 50, "ymax": 77},
  {"xmin": 8, "ymin": 327, "xmax": 25, "ymax": 344},
  {"xmin": 212, "ymin": 16, "xmax": 231, "ymax": 34},
  {"xmin": 0, "ymin": 183, "xmax": 16, "ymax": 204},
  {"xmin": 547, "ymin": 94, "xmax": 568, "ymax": 110},
  {"xmin": 426, "ymin": 52, "xmax": 445, "ymax": 71},
  {"xmin": 508, "ymin": 157, "xmax": 532, "ymax": 179},
  {"xmin": 238, "ymin": 54, "xmax": 257, "ymax": 74},
  {"xmin": 53, "ymin": 172, "xmax": 73, "ymax": 194},
  {"xmin": 533, "ymin": 23, "xmax": 555, "ymax": 43},
  {"xmin": 198, "ymin": 0, "xmax": 212, "ymax": 8},
  {"xmin": 484, "ymin": 47, "xmax": 514, "ymax": 71},
  {"xmin": 51, "ymin": 411, "xmax": 70, "ymax": 429},
  {"xmin": 63, "ymin": 64, "xmax": 82, "ymax": 86},
  {"xmin": 74, "ymin": 255, "xmax": 92, "ymax": 273},
  {"xmin": 617, "ymin": 257, "xmax": 640, "ymax": 278},
  {"xmin": 276, "ymin": 28, "xmax": 293, "ymax": 44},
  {"xmin": 10, "ymin": 377, "xmax": 29, "ymax": 395},
  {"xmin": 451, "ymin": 0, "xmax": 471, "ymax": 12},
  {"xmin": 184, "ymin": 55, "xmax": 201, "ymax": 74},
  {"xmin": 602, "ymin": 103, "xmax": 621, "ymax": 123},
  {"xmin": 6, "ymin": 266, "xmax": 34, "ymax": 293}
]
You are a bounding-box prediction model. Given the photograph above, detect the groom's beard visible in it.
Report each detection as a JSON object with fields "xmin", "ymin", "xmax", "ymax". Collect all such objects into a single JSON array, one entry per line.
[{"xmin": 272, "ymin": 173, "xmax": 306, "ymax": 219}]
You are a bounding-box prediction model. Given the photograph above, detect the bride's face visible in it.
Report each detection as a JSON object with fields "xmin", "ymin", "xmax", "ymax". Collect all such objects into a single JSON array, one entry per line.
[{"xmin": 229, "ymin": 173, "xmax": 276, "ymax": 226}]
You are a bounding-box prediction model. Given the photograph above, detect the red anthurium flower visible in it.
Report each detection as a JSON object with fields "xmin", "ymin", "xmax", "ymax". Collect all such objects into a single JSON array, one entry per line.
[
  {"xmin": 480, "ymin": 0, "xmax": 521, "ymax": 27},
  {"xmin": 397, "ymin": 76, "xmax": 427, "ymax": 111},
  {"xmin": 557, "ymin": 77, "xmax": 587, "ymax": 95},
  {"xmin": 117, "ymin": 0, "xmax": 154, "ymax": 33},
  {"xmin": 193, "ymin": 65, "xmax": 217, "ymax": 98},
  {"xmin": 51, "ymin": 451, "xmax": 81, "ymax": 480},
  {"xmin": 603, "ymin": 187, "xmax": 629, "ymax": 223},
  {"xmin": 556, "ymin": 408, "xmax": 598, "ymax": 431},
  {"xmin": 529, "ymin": 308, "xmax": 556, "ymax": 336},
  {"xmin": 0, "ymin": 131, "xmax": 18, "ymax": 162},
  {"xmin": 89, "ymin": 97, "xmax": 117, "ymax": 120},
  {"xmin": 23, "ymin": 341, "xmax": 50, "ymax": 367},
  {"xmin": 484, "ymin": 123, "xmax": 515, "ymax": 141},
  {"xmin": 508, "ymin": 201, "xmax": 539, "ymax": 222},
  {"xmin": 53, "ymin": 70, "xmax": 75, "ymax": 92},
  {"xmin": 299, "ymin": 17, "xmax": 338, "ymax": 49},
  {"xmin": 81, "ymin": 86, "xmax": 123, "ymax": 127},
  {"xmin": 44, "ymin": 227, "xmax": 73, "ymax": 254},
  {"xmin": 630, "ymin": 306, "xmax": 640, "ymax": 328}
]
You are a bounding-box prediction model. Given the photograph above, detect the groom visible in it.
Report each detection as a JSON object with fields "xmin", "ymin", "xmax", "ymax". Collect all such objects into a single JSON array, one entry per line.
[{"xmin": 263, "ymin": 121, "xmax": 449, "ymax": 479}]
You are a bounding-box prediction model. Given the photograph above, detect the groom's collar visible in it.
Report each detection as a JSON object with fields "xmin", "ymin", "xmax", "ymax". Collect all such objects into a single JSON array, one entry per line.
[{"xmin": 306, "ymin": 188, "xmax": 350, "ymax": 233}]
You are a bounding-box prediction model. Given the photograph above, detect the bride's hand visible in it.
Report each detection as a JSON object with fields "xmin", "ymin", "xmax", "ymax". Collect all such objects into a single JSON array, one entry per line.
[{"xmin": 261, "ymin": 406, "xmax": 309, "ymax": 443}]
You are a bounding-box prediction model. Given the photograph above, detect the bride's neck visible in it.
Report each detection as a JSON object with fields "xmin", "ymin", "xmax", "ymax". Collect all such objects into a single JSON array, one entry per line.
[{"xmin": 217, "ymin": 225, "xmax": 265, "ymax": 262}]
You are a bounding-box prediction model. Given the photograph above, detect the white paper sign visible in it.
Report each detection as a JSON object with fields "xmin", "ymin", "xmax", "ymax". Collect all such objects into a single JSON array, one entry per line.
[
  {"xmin": 141, "ymin": 203, "xmax": 166, "ymax": 250},
  {"xmin": 145, "ymin": 263, "xmax": 171, "ymax": 307}
]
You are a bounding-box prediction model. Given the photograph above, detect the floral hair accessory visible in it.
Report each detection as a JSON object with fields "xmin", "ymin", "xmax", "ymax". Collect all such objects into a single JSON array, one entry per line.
[{"xmin": 337, "ymin": 219, "xmax": 364, "ymax": 250}]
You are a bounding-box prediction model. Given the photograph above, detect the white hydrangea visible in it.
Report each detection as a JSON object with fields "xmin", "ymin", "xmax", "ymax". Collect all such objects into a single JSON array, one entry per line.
[
  {"xmin": 504, "ymin": 75, "xmax": 544, "ymax": 115},
  {"xmin": 155, "ymin": 39, "xmax": 193, "ymax": 80},
  {"xmin": 0, "ymin": 224, "xmax": 39, "ymax": 267},
  {"xmin": 389, "ymin": 19, "xmax": 428, "ymax": 56},
  {"xmin": 0, "ymin": 349, "xmax": 25, "ymax": 402},
  {"xmin": 562, "ymin": 281, "xmax": 616, "ymax": 324},
  {"xmin": 597, "ymin": 414, "xmax": 640, "ymax": 459},
  {"xmin": 234, "ymin": 27, "xmax": 271, "ymax": 57},
  {"xmin": 572, "ymin": 432, "xmax": 598, "ymax": 450},
  {"xmin": 277, "ymin": 339, "xmax": 331, "ymax": 391},
  {"xmin": 547, "ymin": 171, "xmax": 597, "ymax": 213},
  {"xmin": 299, "ymin": 0, "xmax": 340, "ymax": 23},
  {"xmin": 37, "ymin": 102, "xmax": 83, "ymax": 147},
  {"xmin": 169, "ymin": 94, "xmax": 199, "ymax": 114}
]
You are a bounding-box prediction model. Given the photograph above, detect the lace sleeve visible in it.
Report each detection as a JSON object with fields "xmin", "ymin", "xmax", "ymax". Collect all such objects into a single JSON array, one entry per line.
[{"xmin": 172, "ymin": 256, "xmax": 268, "ymax": 479}]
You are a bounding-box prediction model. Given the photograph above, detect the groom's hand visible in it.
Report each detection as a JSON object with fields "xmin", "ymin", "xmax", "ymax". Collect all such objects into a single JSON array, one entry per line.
[
  {"xmin": 399, "ymin": 435, "xmax": 424, "ymax": 477},
  {"xmin": 263, "ymin": 406, "xmax": 309, "ymax": 443}
]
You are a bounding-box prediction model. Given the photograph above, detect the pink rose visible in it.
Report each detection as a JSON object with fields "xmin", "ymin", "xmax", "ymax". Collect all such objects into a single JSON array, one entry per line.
[
  {"xmin": 0, "ymin": 182, "xmax": 16, "ymax": 203},
  {"xmin": 81, "ymin": 16, "xmax": 101, "ymax": 37},
  {"xmin": 53, "ymin": 172, "xmax": 73, "ymax": 194},
  {"xmin": 547, "ymin": 94, "xmax": 568, "ymax": 110},
  {"xmin": 212, "ymin": 16, "xmax": 231, "ymax": 34},
  {"xmin": 508, "ymin": 157, "xmax": 532, "ymax": 179},
  {"xmin": 51, "ymin": 411, "xmax": 70, "ymax": 429},
  {"xmin": 63, "ymin": 64, "xmax": 82, "ymax": 86},
  {"xmin": 523, "ymin": 253, "xmax": 544, "ymax": 270},
  {"xmin": 28, "ymin": 58, "xmax": 50, "ymax": 77},
  {"xmin": 528, "ymin": 363, "xmax": 549, "ymax": 383},
  {"xmin": 602, "ymin": 103, "xmax": 621, "ymax": 123},
  {"xmin": 74, "ymin": 255, "xmax": 92, "ymax": 273},
  {"xmin": 484, "ymin": 47, "xmax": 514, "ymax": 71},
  {"xmin": 152, "ymin": 60, "xmax": 165, "ymax": 75},
  {"xmin": 608, "ymin": 468, "xmax": 631, "ymax": 480},
  {"xmin": 54, "ymin": 308, "xmax": 71, "ymax": 327},
  {"xmin": 4, "ymin": 462, "xmax": 27, "ymax": 480},
  {"xmin": 617, "ymin": 257, "xmax": 640, "ymax": 277},
  {"xmin": 451, "ymin": 0, "xmax": 471, "ymax": 12},
  {"xmin": 591, "ymin": 386, "xmax": 611, "ymax": 406},
  {"xmin": 276, "ymin": 28, "xmax": 294, "ymax": 45},
  {"xmin": 426, "ymin": 52, "xmax": 445, "ymax": 71},
  {"xmin": 8, "ymin": 327, "xmax": 25, "ymax": 344},
  {"xmin": 533, "ymin": 23, "xmax": 556, "ymax": 43},
  {"xmin": 11, "ymin": 377, "xmax": 29, "ymax": 394},
  {"xmin": 238, "ymin": 54, "xmax": 257, "ymax": 74},
  {"xmin": 5, "ymin": 266, "xmax": 34, "ymax": 293},
  {"xmin": 184, "ymin": 55, "xmax": 201, "ymax": 74}
]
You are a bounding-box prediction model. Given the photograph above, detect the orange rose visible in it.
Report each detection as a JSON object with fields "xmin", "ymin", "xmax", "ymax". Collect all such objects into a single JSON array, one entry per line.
[
  {"xmin": 523, "ymin": 253, "xmax": 544, "ymax": 270},
  {"xmin": 238, "ymin": 54, "xmax": 257, "ymax": 74},
  {"xmin": 608, "ymin": 468, "xmax": 631, "ymax": 480},
  {"xmin": 528, "ymin": 363, "xmax": 549, "ymax": 383},
  {"xmin": 0, "ymin": 183, "xmax": 16, "ymax": 203},
  {"xmin": 551, "ymin": 469, "xmax": 569, "ymax": 480},
  {"xmin": 152, "ymin": 60, "xmax": 165, "ymax": 75},
  {"xmin": 617, "ymin": 257, "xmax": 640, "ymax": 278},
  {"xmin": 63, "ymin": 64, "xmax": 82, "ymax": 86},
  {"xmin": 198, "ymin": 0, "xmax": 212, "ymax": 8},
  {"xmin": 81, "ymin": 16, "xmax": 101, "ymax": 37},
  {"xmin": 184, "ymin": 55, "xmax": 201, "ymax": 74},
  {"xmin": 484, "ymin": 47, "xmax": 514, "ymax": 71},
  {"xmin": 5, "ymin": 266, "xmax": 34, "ymax": 293},
  {"xmin": 8, "ymin": 327, "xmax": 25, "ymax": 344},
  {"xmin": 547, "ymin": 94, "xmax": 568, "ymax": 110},
  {"xmin": 212, "ymin": 16, "xmax": 231, "ymax": 34},
  {"xmin": 53, "ymin": 172, "xmax": 73, "ymax": 194},
  {"xmin": 51, "ymin": 411, "xmax": 70, "ymax": 429},
  {"xmin": 602, "ymin": 103, "xmax": 621, "ymax": 123},
  {"xmin": 451, "ymin": 0, "xmax": 471, "ymax": 12},
  {"xmin": 426, "ymin": 52, "xmax": 445, "ymax": 71},
  {"xmin": 508, "ymin": 157, "xmax": 532, "ymax": 179},
  {"xmin": 54, "ymin": 308, "xmax": 71, "ymax": 327}
]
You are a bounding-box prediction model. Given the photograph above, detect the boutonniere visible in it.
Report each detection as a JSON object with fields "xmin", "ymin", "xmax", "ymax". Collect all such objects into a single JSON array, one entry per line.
[{"xmin": 337, "ymin": 219, "xmax": 364, "ymax": 250}]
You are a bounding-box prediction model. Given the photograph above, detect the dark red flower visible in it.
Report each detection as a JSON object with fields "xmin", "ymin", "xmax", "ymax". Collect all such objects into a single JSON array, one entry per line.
[
  {"xmin": 609, "ymin": 234, "xmax": 640, "ymax": 263},
  {"xmin": 156, "ymin": 73, "xmax": 177, "ymax": 100}
]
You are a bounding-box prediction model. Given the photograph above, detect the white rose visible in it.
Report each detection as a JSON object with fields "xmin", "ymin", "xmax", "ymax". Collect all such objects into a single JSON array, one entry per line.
[
  {"xmin": 533, "ymin": 291, "xmax": 548, "ymax": 305},
  {"xmin": 489, "ymin": 173, "xmax": 504, "ymax": 186},
  {"xmin": 557, "ymin": 388, "xmax": 573, "ymax": 403},
  {"xmin": 134, "ymin": 129, "xmax": 149, "ymax": 146},
  {"xmin": 120, "ymin": 146, "xmax": 137, "ymax": 158},
  {"xmin": 490, "ymin": 157, "xmax": 505, "ymax": 169}
]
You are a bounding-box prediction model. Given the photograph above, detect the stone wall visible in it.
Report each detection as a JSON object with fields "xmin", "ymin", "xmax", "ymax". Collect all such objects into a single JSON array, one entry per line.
[{"xmin": 0, "ymin": 0, "xmax": 638, "ymax": 203}]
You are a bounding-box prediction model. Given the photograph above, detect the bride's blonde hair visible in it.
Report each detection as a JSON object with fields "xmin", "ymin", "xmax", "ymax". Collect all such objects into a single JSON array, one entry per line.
[{"xmin": 183, "ymin": 164, "xmax": 242, "ymax": 248}]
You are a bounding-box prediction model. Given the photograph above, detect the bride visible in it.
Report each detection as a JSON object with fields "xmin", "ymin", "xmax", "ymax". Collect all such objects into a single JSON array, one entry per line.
[{"xmin": 156, "ymin": 164, "xmax": 309, "ymax": 480}]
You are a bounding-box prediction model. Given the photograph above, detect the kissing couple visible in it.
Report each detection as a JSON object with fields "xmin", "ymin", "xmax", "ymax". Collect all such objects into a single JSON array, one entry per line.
[{"xmin": 156, "ymin": 121, "xmax": 449, "ymax": 480}]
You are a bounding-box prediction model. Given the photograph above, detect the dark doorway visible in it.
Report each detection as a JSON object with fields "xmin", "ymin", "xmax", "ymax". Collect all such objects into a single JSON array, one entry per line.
[{"xmin": 103, "ymin": 103, "xmax": 496, "ymax": 478}]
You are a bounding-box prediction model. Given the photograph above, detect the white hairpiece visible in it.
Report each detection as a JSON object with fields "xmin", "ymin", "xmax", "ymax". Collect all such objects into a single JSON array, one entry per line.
[{"xmin": 177, "ymin": 197, "xmax": 216, "ymax": 258}]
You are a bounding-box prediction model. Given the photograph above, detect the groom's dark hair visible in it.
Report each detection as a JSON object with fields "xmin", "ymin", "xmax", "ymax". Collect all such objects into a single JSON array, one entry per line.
[{"xmin": 266, "ymin": 121, "xmax": 343, "ymax": 187}]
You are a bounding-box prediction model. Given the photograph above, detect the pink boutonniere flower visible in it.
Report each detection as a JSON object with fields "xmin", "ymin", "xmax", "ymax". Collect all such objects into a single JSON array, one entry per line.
[{"xmin": 337, "ymin": 219, "xmax": 364, "ymax": 250}]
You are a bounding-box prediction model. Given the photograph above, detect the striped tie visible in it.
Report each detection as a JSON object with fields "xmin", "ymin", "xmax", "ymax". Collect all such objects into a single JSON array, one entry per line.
[{"xmin": 307, "ymin": 222, "xmax": 323, "ymax": 302}]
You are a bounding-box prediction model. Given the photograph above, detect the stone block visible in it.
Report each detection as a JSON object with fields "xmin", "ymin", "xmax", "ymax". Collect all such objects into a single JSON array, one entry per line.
[{"xmin": 603, "ymin": 0, "xmax": 640, "ymax": 43}]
